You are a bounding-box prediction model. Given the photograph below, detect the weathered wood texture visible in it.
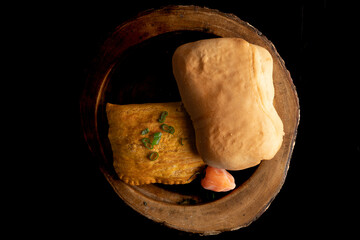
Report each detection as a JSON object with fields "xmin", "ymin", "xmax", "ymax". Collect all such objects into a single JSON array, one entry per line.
[{"xmin": 80, "ymin": 5, "xmax": 300, "ymax": 235}]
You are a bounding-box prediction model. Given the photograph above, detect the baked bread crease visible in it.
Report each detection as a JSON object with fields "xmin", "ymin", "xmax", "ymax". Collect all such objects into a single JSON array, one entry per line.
[{"xmin": 172, "ymin": 38, "xmax": 284, "ymax": 170}]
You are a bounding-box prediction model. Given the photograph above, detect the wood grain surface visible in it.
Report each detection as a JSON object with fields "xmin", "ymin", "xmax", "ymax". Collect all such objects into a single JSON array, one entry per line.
[{"xmin": 80, "ymin": 5, "xmax": 300, "ymax": 235}]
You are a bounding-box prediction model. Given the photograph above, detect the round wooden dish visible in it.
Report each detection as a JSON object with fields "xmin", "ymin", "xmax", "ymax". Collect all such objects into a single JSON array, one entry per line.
[{"xmin": 80, "ymin": 5, "xmax": 300, "ymax": 235}]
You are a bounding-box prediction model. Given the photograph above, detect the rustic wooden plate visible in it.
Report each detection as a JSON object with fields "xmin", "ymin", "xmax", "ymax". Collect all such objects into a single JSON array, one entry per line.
[{"xmin": 80, "ymin": 5, "xmax": 300, "ymax": 235}]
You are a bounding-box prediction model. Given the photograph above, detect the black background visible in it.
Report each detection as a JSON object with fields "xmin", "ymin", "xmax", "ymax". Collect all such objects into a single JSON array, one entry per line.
[{"xmin": 19, "ymin": 0, "xmax": 359, "ymax": 238}]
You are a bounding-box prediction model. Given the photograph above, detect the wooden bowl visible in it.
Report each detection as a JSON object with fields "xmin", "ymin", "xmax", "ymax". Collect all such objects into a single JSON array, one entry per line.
[{"xmin": 80, "ymin": 5, "xmax": 300, "ymax": 235}]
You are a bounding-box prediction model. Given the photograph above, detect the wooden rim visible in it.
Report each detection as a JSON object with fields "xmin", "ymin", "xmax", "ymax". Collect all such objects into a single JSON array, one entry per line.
[{"xmin": 80, "ymin": 5, "xmax": 300, "ymax": 235}]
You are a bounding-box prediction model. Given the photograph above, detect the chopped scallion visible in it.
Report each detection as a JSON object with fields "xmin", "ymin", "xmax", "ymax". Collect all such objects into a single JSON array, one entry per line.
[
  {"xmin": 141, "ymin": 128, "xmax": 149, "ymax": 135},
  {"xmin": 180, "ymin": 137, "xmax": 188, "ymax": 146},
  {"xmin": 158, "ymin": 111, "xmax": 168, "ymax": 123},
  {"xmin": 141, "ymin": 138, "xmax": 153, "ymax": 149},
  {"xmin": 148, "ymin": 152, "xmax": 159, "ymax": 161},
  {"xmin": 151, "ymin": 132, "xmax": 162, "ymax": 145},
  {"xmin": 161, "ymin": 124, "xmax": 175, "ymax": 134}
]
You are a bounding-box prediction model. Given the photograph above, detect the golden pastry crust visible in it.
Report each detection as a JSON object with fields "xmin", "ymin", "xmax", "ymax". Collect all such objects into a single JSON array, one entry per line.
[
  {"xmin": 172, "ymin": 38, "xmax": 284, "ymax": 170},
  {"xmin": 106, "ymin": 102, "xmax": 205, "ymax": 185}
]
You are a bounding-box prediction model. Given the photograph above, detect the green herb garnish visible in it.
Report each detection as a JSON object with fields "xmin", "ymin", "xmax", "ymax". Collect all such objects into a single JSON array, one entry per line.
[
  {"xmin": 148, "ymin": 152, "xmax": 159, "ymax": 161},
  {"xmin": 180, "ymin": 137, "xmax": 187, "ymax": 146},
  {"xmin": 141, "ymin": 128, "xmax": 149, "ymax": 135},
  {"xmin": 151, "ymin": 132, "xmax": 162, "ymax": 145},
  {"xmin": 141, "ymin": 138, "xmax": 153, "ymax": 149},
  {"xmin": 158, "ymin": 111, "xmax": 168, "ymax": 123},
  {"xmin": 161, "ymin": 124, "xmax": 175, "ymax": 134}
]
